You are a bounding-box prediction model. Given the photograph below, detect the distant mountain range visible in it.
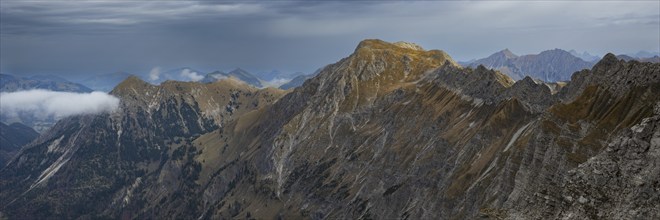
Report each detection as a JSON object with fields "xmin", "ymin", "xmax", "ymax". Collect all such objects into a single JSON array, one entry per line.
[
  {"xmin": 465, "ymin": 48, "xmax": 595, "ymax": 82},
  {"xmin": 616, "ymin": 54, "xmax": 660, "ymax": 63},
  {"xmin": 3, "ymin": 67, "xmax": 312, "ymax": 94},
  {"xmin": 569, "ymin": 50, "xmax": 600, "ymax": 62},
  {"xmin": 76, "ymin": 71, "xmax": 133, "ymax": 92},
  {"xmin": 0, "ymin": 74, "xmax": 92, "ymax": 93},
  {"xmin": 464, "ymin": 49, "xmax": 659, "ymax": 82},
  {"xmin": 201, "ymin": 68, "xmax": 264, "ymax": 87},
  {"xmin": 627, "ymin": 51, "xmax": 660, "ymax": 58}
]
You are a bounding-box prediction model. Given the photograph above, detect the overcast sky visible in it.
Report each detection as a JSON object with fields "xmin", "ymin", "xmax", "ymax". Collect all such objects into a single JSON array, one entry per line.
[{"xmin": 1, "ymin": 0, "xmax": 658, "ymax": 78}]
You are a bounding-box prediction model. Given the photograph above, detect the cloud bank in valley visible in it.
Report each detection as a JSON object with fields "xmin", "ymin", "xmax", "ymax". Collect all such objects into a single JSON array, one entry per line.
[
  {"xmin": 180, "ymin": 69, "xmax": 203, "ymax": 82},
  {"xmin": 261, "ymin": 78, "xmax": 291, "ymax": 88},
  {"xmin": 0, "ymin": 90, "xmax": 120, "ymax": 119}
]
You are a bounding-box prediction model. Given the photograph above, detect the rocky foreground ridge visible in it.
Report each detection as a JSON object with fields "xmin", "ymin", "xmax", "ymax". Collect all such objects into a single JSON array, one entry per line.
[{"xmin": 1, "ymin": 39, "xmax": 659, "ymax": 219}]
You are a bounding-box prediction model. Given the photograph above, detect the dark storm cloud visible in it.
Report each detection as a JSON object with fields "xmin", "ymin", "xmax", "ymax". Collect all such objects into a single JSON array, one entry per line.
[{"xmin": 1, "ymin": 1, "xmax": 658, "ymax": 78}]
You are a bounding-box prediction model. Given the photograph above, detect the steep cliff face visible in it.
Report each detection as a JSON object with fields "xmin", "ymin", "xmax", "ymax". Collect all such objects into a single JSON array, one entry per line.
[
  {"xmin": 1, "ymin": 40, "xmax": 658, "ymax": 219},
  {"xmin": 197, "ymin": 41, "xmax": 660, "ymax": 218},
  {"xmin": 194, "ymin": 40, "xmax": 659, "ymax": 219},
  {"xmin": 512, "ymin": 106, "xmax": 660, "ymax": 219}
]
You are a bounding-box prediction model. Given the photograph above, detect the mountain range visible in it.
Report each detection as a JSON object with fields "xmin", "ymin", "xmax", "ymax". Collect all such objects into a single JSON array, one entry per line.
[
  {"xmin": 77, "ymin": 71, "xmax": 133, "ymax": 92},
  {"xmin": 201, "ymin": 68, "xmax": 264, "ymax": 87},
  {"xmin": 465, "ymin": 49, "xmax": 660, "ymax": 82},
  {"xmin": 1, "ymin": 39, "xmax": 659, "ymax": 219},
  {"xmin": 466, "ymin": 48, "xmax": 595, "ymax": 82},
  {"xmin": 569, "ymin": 50, "xmax": 600, "ymax": 62},
  {"xmin": 0, "ymin": 74, "xmax": 92, "ymax": 93}
]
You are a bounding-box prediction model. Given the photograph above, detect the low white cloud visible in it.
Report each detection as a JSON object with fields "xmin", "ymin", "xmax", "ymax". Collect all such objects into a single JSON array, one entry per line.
[
  {"xmin": 0, "ymin": 90, "xmax": 120, "ymax": 119},
  {"xmin": 149, "ymin": 66, "xmax": 161, "ymax": 81},
  {"xmin": 180, "ymin": 69, "xmax": 204, "ymax": 82},
  {"xmin": 261, "ymin": 78, "xmax": 291, "ymax": 88},
  {"xmin": 210, "ymin": 74, "xmax": 227, "ymax": 81}
]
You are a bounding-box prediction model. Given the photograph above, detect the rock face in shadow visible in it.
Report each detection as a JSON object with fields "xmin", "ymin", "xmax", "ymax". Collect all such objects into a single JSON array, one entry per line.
[
  {"xmin": 513, "ymin": 109, "xmax": 660, "ymax": 219},
  {"xmin": 0, "ymin": 122, "xmax": 39, "ymax": 167},
  {"xmin": 1, "ymin": 39, "xmax": 659, "ymax": 219}
]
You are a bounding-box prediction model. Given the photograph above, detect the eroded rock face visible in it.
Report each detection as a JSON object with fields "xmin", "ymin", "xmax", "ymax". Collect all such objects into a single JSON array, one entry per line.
[
  {"xmin": 196, "ymin": 40, "xmax": 660, "ymax": 219},
  {"xmin": 1, "ymin": 40, "xmax": 659, "ymax": 219},
  {"xmin": 512, "ymin": 104, "xmax": 660, "ymax": 219}
]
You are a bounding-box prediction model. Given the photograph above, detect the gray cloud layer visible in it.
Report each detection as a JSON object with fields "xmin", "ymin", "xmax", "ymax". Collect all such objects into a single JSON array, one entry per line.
[
  {"xmin": 0, "ymin": 90, "xmax": 120, "ymax": 119},
  {"xmin": 1, "ymin": 1, "xmax": 658, "ymax": 76}
]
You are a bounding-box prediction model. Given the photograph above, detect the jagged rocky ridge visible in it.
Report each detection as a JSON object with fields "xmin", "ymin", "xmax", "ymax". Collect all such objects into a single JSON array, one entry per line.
[
  {"xmin": 512, "ymin": 105, "xmax": 660, "ymax": 219},
  {"xmin": 0, "ymin": 39, "xmax": 658, "ymax": 219}
]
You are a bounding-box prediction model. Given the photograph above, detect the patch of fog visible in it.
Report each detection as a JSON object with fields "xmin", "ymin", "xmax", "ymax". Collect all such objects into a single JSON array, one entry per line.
[
  {"xmin": 180, "ymin": 69, "xmax": 204, "ymax": 82},
  {"xmin": 0, "ymin": 89, "xmax": 120, "ymax": 119},
  {"xmin": 261, "ymin": 78, "xmax": 292, "ymax": 88}
]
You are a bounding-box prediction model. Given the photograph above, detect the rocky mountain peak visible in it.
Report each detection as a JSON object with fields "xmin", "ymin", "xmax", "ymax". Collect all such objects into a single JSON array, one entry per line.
[
  {"xmin": 536, "ymin": 48, "xmax": 574, "ymax": 58},
  {"xmin": 592, "ymin": 53, "xmax": 619, "ymax": 69},
  {"xmin": 505, "ymin": 76, "xmax": 553, "ymax": 112},
  {"xmin": 499, "ymin": 48, "xmax": 518, "ymax": 58},
  {"xmin": 354, "ymin": 39, "xmax": 457, "ymax": 67},
  {"xmin": 393, "ymin": 41, "xmax": 424, "ymax": 50},
  {"xmin": 356, "ymin": 39, "xmax": 427, "ymax": 53},
  {"xmin": 110, "ymin": 75, "xmax": 154, "ymax": 96},
  {"xmin": 230, "ymin": 68, "xmax": 248, "ymax": 74},
  {"xmin": 308, "ymin": 39, "xmax": 459, "ymax": 110}
]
